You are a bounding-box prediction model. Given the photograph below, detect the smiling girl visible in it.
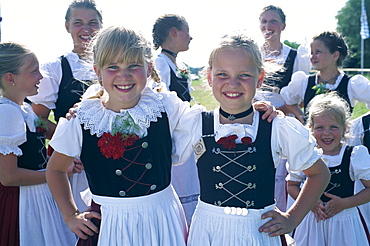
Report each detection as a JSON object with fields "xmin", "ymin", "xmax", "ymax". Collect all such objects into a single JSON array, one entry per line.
[
  {"xmin": 287, "ymin": 92, "xmax": 370, "ymax": 246},
  {"xmin": 0, "ymin": 42, "xmax": 77, "ymax": 246},
  {"xmin": 281, "ymin": 31, "xmax": 370, "ymax": 124}
]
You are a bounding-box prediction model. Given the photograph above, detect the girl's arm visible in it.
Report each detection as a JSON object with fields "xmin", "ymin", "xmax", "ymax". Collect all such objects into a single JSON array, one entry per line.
[
  {"xmin": 46, "ymin": 151, "xmax": 100, "ymax": 239},
  {"xmin": 259, "ymin": 158, "xmax": 330, "ymax": 236},
  {"xmin": 0, "ymin": 153, "xmax": 46, "ymax": 186},
  {"xmin": 284, "ymin": 104, "xmax": 305, "ymax": 124}
]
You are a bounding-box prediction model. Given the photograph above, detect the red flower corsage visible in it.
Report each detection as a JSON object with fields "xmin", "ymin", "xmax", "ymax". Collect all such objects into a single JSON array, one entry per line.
[
  {"xmin": 97, "ymin": 132, "xmax": 139, "ymax": 159},
  {"xmin": 34, "ymin": 117, "xmax": 48, "ymax": 133},
  {"xmin": 217, "ymin": 135, "xmax": 253, "ymax": 149}
]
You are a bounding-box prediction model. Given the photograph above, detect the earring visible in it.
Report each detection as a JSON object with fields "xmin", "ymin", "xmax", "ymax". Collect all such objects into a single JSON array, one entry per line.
[{"xmin": 12, "ymin": 83, "xmax": 15, "ymax": 86}]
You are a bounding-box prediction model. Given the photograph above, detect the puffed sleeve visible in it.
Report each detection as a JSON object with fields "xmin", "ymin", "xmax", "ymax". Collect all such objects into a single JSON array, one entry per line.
[
  {"xmin": 154, "ymin": 56, "xmax": 171, "ymax": 90},
  {"xmin": 161, "ymin": 91, "xmax": 205, "ymax": 165},
  {"xmin": 271, "ymin": 116, "xmax": 322, "ymax": 171},
  {"xmin": 347, "ymin": 75, "xmax": 370, "ymax": 109},
  {"xmin": 293, "ymin": 43, "xmax": 311, "ymax": 74},
  {"xmin": 27, "ymin": 58, "xmax": 62, "ymax": 109},
  {"xmin": 48, "ymin": 117, "xmax": 83, "ymax": 157},
  {"xmin": 347, "ymin": 114, "xmax": 367, "ymax": 146},
  {"xmin": 0, "ymin": 104, "xmax": 26, "ymax": 156},
  {"xmin": 350, "ymin": 145, "xmax": 370, "ymax": 181},
  {"xmin": 280, "ymin": 71, "xmax": 309, "ymax": 105}
]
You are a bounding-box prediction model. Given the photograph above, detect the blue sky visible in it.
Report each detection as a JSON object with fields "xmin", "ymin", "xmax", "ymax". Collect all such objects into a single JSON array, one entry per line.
[{"xmin": 2, "ymin": 0, "xmax": 348, "ymax": 67}]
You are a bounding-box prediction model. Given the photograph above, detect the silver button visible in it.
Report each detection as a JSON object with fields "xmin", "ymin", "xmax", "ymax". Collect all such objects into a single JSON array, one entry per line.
[
  {"xmin": 242, "ymin": 208, "xmax": 248, "ymax": 216},
  {"xmin": 119, "ymin": 190, "xmax": 126, "ymax": 196},
  {"xmin": 150, "ymin": 184, "xmax": 157, "ymax": 190},
  {"xmin": 224, "ymin": 206, "xmax": 231, "ymax": 214},
  {"xmin": 142, "ymin": 142, "xmax": 148, "ymax": 148},
  {"xmin": 230, "ymin": 207, "xmax": 237, "ymax": 215},
  {"xmin": 236, "ymin": 207, "xmax": 242, "ymax": 215},
  {"xmin": 115, "ymin": 169, "xmax": 122, "ymax": 176},
  {"xmin": 145, "ymin": 163, "xmax": 152, "ymax": 169}
]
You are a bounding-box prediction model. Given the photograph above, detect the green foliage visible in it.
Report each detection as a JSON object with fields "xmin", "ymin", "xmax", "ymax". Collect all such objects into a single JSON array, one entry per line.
[
  {"xmin": 337, "ymin": 0, "xmax": 370, "ymax": 68},
  {"xmin": 283, "ymin": 40, "xmax": 300, "ymax": 49}
]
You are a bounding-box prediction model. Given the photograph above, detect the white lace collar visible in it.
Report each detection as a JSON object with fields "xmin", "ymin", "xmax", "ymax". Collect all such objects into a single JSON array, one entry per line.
[
  {"xmin": 213, "ymin": 107, "xmax": 259, "ymax": 143},
  {"xmin": 77, "ymin": 87, "xmax": 166, "ymax": 137},
  {"xmin": 0, "ymin": 97, "xmax": 37, "ymax": 132},
  {"xmin": 321, "ymin": 144, "xmax": 347, "ymax": 168}
]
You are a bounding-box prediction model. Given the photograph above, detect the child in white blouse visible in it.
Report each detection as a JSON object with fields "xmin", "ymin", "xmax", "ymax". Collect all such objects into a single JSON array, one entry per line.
[
  {"xmin": 280, "ymin": 31, "xmax": 370, "ymax": 124},
  {"xmin": 0, "ymin": 42, "xmax": 77, "ymax": 246},
  {"xmin": 287, "ymin": 92, "xmax": 370, "ymax": 246},
  {"xmin": 177, "ymin": 33, "xmax": 330, "ymax": 246}
]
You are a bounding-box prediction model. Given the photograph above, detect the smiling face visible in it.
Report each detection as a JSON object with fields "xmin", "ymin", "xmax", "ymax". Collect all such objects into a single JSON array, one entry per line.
[
  {"xmin": 14, "ymin": 54, "xmax": 43, "ymax": 98},
  {"xmin": 259, "ymin": 10, "xmax": 286, "ymax": 42},
  {"xmin": 312, "ymin": 112, "xmax": 345, "ymax": 156},
  {"xmin": 310, "ymin": 39, "xmax": 339, "ymax": 71},
  {"xmin": 207, "ymin": 47, "xmax": 264, "ymax": 115},
  {"xmin": 94, "ymin": 56, "xmax": 150, "ymax": 112},
  {"xmin": 65, "ymin": 7, "xmax": 102, "ymax": 54}
]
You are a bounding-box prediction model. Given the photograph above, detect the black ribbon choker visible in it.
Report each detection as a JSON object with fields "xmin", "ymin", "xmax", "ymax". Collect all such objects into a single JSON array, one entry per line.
[
  {"xmin": 219, "ymin": 106, "xmax": 253, "ymax": 121},
  {"xmin": 162, "ymin": 49, "xmax": 177, "ymax": 58}
]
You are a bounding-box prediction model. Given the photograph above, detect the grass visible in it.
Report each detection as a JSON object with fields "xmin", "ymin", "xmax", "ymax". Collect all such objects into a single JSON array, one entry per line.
[{"xmin": 190, "ymin": 78, "xmax": 370, "ymax": 119}]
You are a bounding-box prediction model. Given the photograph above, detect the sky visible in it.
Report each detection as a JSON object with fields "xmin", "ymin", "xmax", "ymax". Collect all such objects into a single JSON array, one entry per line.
[{"xmin": 1, "ymin": 0, "xmax": 349, "ymax": 68}]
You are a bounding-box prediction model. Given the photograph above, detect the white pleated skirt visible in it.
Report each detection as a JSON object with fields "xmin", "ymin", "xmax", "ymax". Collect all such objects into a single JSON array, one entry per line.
[
  {"xmin": 188, "ymin": 201, "xmax": 294, "ymax": 246},
  {"xmin": 19, "ymin": 182, "xmax": 77, "ymax": 246},
  {"xmin": 294, "ymin": 206, "xmax": 369, "ymax": 246},
  {"xmin": 92, "ymin": 185, "xmax": 187, "ymax": 246}
]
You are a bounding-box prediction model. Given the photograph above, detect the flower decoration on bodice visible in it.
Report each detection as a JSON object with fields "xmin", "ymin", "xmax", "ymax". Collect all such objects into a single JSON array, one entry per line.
[
  {"xmin": 34, "ymin": 117, "xmax": 48, "ymax": 133},
  {"xmin": 177, "ymin": 66, "xmax": 190, "ymax": 79},
  {"xmin": 312, "ymin": 83, "xmax": 330, "ymax": 95},
  {"xmin": 217, "ymin": 135, "xmax": 254, "ymax": 149},
  {"xmin": 97, "ymin": 115, "xmax": 141, "ymax": 160}
]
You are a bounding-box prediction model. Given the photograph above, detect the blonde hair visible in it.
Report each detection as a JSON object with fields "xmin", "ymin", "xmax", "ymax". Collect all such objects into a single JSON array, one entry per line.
[
  {"xmin": 306, "ymin": 92, "xmax": 351, "ymax": 139},
  {"xmin": 0, "ymin": 42, "xmax": 34, "ymax": 89},
  {"xmin": 208, "ymin": 33, "xmax": 263, "ymax": 74}
]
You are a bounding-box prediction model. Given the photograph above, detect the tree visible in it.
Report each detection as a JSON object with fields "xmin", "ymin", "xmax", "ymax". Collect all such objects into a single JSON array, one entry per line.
[{"xmin": 337, "ymin": 0, "xmax": 370, "ymax": 68}]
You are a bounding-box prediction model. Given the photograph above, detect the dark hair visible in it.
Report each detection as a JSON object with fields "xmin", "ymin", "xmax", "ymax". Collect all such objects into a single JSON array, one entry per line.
[
  {"xmin": 65, "ymin": 0, "xmax": 103, "ymax": 23},
  {"xmin": 152, "ymin": 14, "xmax": 187, "ymax": 50},
  {"xmin": 260, "ymin": 5, "xmax": 286, "ymax": 23},
  {"xmin": 313, "ymin": 31, "xmax": 348, "ymax": 67}
]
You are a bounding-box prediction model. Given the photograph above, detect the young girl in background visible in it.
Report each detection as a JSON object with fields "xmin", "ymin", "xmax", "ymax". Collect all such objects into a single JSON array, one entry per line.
[
  {"xmin": 280, "ymin": 31, "xmax": 370, "ymax": 124},
  {"xmin": 287, "ymin": 92, "xmax": 370, "ymax": 246},
  {"xmin": 0, "ymin": 43, "xmax": 77, "ymax": 246},
  {"xmin": 175, "ymin": 33, "xmax": 330, "ymax": 246},
  {"xmin": 152, "ymin": 13, "xmax": 199, "ymax": 225},
  {"xmin": 46, "ymin": 26, "xmax": 198, "ymax": 246}
]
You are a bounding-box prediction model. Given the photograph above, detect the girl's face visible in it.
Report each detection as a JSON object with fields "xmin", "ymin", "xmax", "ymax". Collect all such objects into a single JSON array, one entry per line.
[
  {"xmin": 312, "ymin": 112, "xmax": 345, "ymax": 156},
  {"xmin": 65, "ymin": 8, "xmax": 102, "ymax": 54},
  {"xmin": 94, "ymin": 56, "xmax": 150, "ymax": 112},
  {"xmin": 207, "ymin": 47, "xmax": 264, "ymax": 114},
  {"xmin": 259, "ymin": 10, "xmax": 285, "ymax": 41},
  {"xmin": 13, "ymin": 54, "xmax": 43, "ymax": 97},
  {"xmin": 176, "ymin": 24, "xmax": 192, "ymax": 52},
  {"xmin": 310, "ymin": 39, "xmax": 339, "ymax": 71}
]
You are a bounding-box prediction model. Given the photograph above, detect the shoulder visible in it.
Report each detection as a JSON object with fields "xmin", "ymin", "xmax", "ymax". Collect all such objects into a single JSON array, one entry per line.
[{"xmin": 349, "ymin": 74, "xmax": 369, "ymax": 83}]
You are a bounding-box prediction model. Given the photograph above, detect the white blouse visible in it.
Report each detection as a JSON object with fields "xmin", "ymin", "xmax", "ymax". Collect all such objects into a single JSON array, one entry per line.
[
  {"xmin": 0, "ymin": 97, "xmax": 38, "ymax": 156},
  {"xmin": 153, "ymin": 53, "xmax": 193, "ymax": 92},
  {"xmin": 49, "ymin": 87, "xmax": 204, "ymax": 164},
  {"xmin": 347, "ymin": 112, "xmax": 370, "ymax": 146},
  {"xmin": 27, "ymin": 51, "xmax": 98, "ymax": 109},
  {"xmin": 287, "ymin": 144, "xmax": 370, "ymax": 182},
  {"xmin": 255, "ymin": 44, "xmax": 311, "ymax": 108},
  {"xmin": 280, "ymin": 71, "xmax": 370, "ymax": 108},
  {"xmin": 173, "ymin": 107, "xmax": 322, "ymax": 172}
]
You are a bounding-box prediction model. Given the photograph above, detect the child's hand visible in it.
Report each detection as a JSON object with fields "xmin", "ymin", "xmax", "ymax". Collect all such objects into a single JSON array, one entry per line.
[
  {"xmin": 258, "ymin": 209, "xmax": 296, "ymax": 237},
  {"xmin": 72, "ymin": 158, "xmax": 84, "ymax": 174},
  {"xmin": 65, "ymin": 103, "xmax": 79, "ymax": 120},
  {"xmin": 323, "ymin": 192, "xmax": 346, "ymax": 219},
  {"xmin": 253, "ymin": 101, "xmax": 283, "ymax": 123},
  {"xmin": 311, "ymin": 200, "xmax": 327, "ymax": 222},
  {"xmin": 65, "ymin": 211, "xmax": 101, "ymax": 240}
]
